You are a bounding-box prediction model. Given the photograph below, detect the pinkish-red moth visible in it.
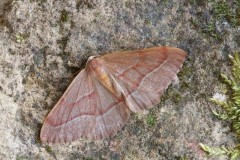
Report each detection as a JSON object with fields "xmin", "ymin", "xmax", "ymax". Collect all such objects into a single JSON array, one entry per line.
[{"xmin": 40, "ymin": 46, "xmax": 186, "ymax": 143}]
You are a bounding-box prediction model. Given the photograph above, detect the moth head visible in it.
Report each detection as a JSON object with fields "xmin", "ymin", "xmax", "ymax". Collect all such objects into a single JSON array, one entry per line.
[
  {"xmin": 86, "ymin": 55, "xmax": 103, "ymax": 71},
  {"xmin": 87, "ymin": 55, "xmax": 100, "ymax": 63},
  {"xmin": 86, "ymin": 55, "xmax": 99, "ymax": 65}
]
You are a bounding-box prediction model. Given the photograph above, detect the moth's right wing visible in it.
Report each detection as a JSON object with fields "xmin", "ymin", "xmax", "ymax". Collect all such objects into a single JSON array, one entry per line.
[{"xmin": 102, "ymin": 47, "xmax": 186, "ymax": 112}]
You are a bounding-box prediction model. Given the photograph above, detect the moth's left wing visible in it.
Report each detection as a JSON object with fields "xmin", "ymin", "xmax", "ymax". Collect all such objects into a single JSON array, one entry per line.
[{"xmin": 40, "ymin": 69, "xmax": 130, "ymax": 143}]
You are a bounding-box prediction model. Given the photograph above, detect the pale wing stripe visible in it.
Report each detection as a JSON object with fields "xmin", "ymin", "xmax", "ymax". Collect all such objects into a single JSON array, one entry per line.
[
  {"xmin": 60, "ymin": 72, "xmax": 86, "ymax": 143},
  {"xmin": 95, "ymin": 80, "xmax": 110, "ymax": 137},
  {"xmin": 53, "ymin": 101, "xmax": 126, "ymax": 129},
  {"xmin": 105, "ymin": 60, "xmax": 160, "ymax": 93},
  {"xmin": 126, "ymin": 57, "xmax": 169, "ymax": 99}
]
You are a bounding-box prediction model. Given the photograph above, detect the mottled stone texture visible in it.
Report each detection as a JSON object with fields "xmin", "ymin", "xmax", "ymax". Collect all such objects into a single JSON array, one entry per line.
[
  {"xmin": 0, "ymin": 0, "xmax": 12, "ymax": 17},
  {"xmin": 0, "ymin": 0, "xmax": 239, "ymax": 159}
]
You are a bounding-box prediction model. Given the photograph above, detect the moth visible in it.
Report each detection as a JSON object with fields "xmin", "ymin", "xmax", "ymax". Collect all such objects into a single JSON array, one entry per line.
[{"xmin": 40, "ymin": 46, "xmax": 187, "ymax": 143}]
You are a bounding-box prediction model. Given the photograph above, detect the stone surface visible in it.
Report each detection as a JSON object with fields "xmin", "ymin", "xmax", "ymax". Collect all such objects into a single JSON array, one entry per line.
[
  {"xmin": 0, "ymin": 0, "xmax": 240, "ymax": 159},
  {"xmin": 0, "ymin": 0, "xmax": 12, "ymax": 17}
]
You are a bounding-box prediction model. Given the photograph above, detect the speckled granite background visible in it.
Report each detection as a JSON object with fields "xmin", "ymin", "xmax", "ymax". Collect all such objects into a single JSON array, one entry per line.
[
  {"xmin": 0, "ymin": 0, "xmax": 11, "ymax": 16},
  {"xmin": 0, "ymin": 0, "xmax": 240, "ymax": 159}
]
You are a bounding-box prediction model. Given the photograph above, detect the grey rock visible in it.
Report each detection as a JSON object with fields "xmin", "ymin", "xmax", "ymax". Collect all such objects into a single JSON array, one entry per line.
[
  {"xmin": 0, "ymin": 0, "xmax": 239, "ymax": 159},
  {"xmin": 0, "ymin": 0, "xmax": 12, "ymax": 17}
]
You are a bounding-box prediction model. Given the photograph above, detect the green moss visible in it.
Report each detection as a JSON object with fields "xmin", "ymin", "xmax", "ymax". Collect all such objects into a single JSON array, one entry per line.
[
  {"xmin": 189, "ymin": 18, "xmax": 198, "ymax": 30},
  {"xmin": 144, "ymin": 19, "xmax": 151, "ymax": 26},
  {"xmin": 58, "ymin": 9, "xmax": 71, "ymax": 34},
  {"xmin": 162, "ymin": 88, "xmax": 183, "ymax": 105},
  {"xmin": 189, "ymin": 1, "xmax": 240, "ymax": 41},
  {"xmin": 179, "ymin": 155, "xmax": 190, "ymax": 160},
  {"xmin": 16, "ymin": 155, "xmax": 30, "ymax": 160},
  {"xmin": 212, "ymin": 1, "xmax": 229, "ymax": 18},
  {"xmin": 200, "ymin": 53, "xmax": 240, "ymax": 160},
  {"xmin": 173, "ymin": 92, "xmax": 182, "ymax": 104},
  {"xmin": 60, "ymin": 9, "xmax": 69, "ymax": 23},
  {"xmin": 45, "ymin": 146, "xmax": 53, "ymax": 153},
  {"xmin": 190, "ymin": 18, "xmax": 220, "ymax": 40},
  {"xmin": 200, "ymin": 143, "xmax": 240, "ymax": 159},
  {"xmin": 164, "ymin": 61, "xmax": 194, "ymax": 101},
  {"xmin": 34, "ymin": 125, "xmax": 42, "ymax": 144},
  {"xmin": 179, "ymin": 54, "xmax": 194, "ymax": 73},
  {"xmin": 146, "ymin": 113, "xmax": 157, "ymax": 127},
  {"xmin": 205, "ymin": 21, "xmax": 220, "ymax": 39},
  {"xmin": 211, "ymin": 0, "xmax": 240, "ymax": 27},
  {"xmin": 125, "ymin": 1, "xmax": 131, "ymax": 8},
  {"xmin": 211, "ymin": 54, "xmax": 240, "ymax": 134},
  {"xmin": 15, "ymin": 33, "xmax": 28, "ymax": 43},
  {"xmin": 162, "ymin": 0, "xmax": 169, "ymax": 4}
]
